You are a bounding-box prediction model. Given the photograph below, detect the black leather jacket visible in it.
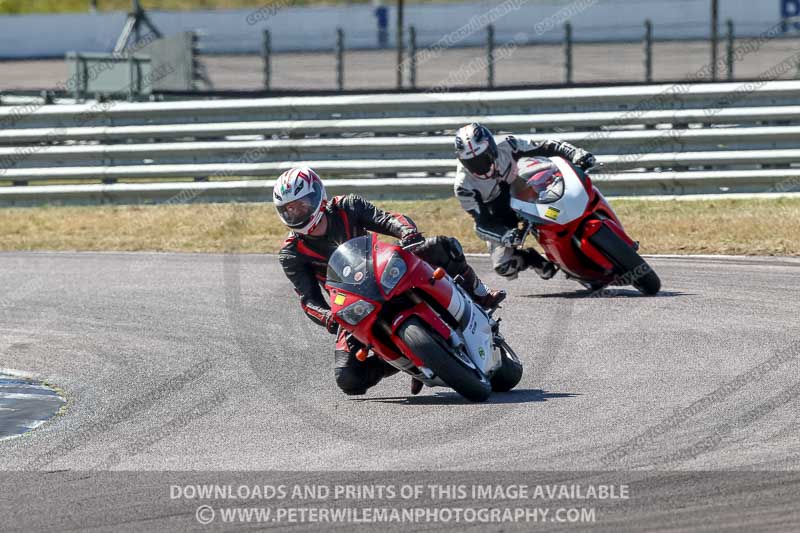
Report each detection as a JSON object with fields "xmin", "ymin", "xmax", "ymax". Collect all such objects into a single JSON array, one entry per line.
[{"xmin": 278, "ymin": 194, "xmax": 417, "ymax": 327}]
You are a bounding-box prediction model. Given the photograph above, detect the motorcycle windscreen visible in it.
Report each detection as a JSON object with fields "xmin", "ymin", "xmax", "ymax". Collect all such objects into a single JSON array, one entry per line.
[
  {"xmin": 326, "ymin": 235, "xmax": 384, "ymax": 302},
  {"xmin": 515, "ymin": 160, "xmax": 566, "ymax": 204}
]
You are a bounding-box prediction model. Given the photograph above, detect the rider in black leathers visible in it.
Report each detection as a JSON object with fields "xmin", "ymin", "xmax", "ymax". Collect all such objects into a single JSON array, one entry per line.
[{"xmin": 277, "ymin": 173, "xmax": 504, "ymax": 396}]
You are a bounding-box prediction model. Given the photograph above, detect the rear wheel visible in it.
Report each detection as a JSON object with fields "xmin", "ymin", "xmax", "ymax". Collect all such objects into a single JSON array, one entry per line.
[
  {"xmin": 398, "ymin": 318, "xmax": 491, "ymax": 402},
  {"xmin": 490, "ymin": 339, "xmax": 523, "ymax": 392},
  {"xmin": 588, "ymin": 225, "xmax": 661, "ymax": 296}
]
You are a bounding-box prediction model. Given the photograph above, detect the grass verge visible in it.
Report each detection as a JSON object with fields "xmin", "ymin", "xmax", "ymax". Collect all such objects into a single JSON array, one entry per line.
[{"xmin": 0, "ymin": 197, "xmax": 798, "ymax": 255}]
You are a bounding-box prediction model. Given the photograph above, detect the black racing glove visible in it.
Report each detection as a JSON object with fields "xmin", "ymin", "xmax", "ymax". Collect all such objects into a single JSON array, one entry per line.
[
  {"xmin": 500, "ymin": 227, "xmax": 524, "ymax": 248},
  {"xmin": 572, "ymin": 150, "xmax": 596, "ymax": 170},
  {"xmin": 400, "ymin": 231, "xmax": 426, "ymax": 251},
  {"xmin": 323, "ymin": 311, "xmax": 339, "ymax": 335}
]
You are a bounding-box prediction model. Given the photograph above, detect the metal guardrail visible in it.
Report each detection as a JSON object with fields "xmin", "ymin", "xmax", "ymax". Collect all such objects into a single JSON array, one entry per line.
[
  {"xmin": 3, "ymin": 149, "xmax": 800, "ymax": 179},
  {"xmin": 3, "ymin": 169, "xmax": 800, "ymax": 208},
  {"xmin": 2, "ymin": 130, "xmax": 800, "ymax": 169},
  {"xmin": 0, "ymin": 80, "xmax": 799, "ymax": 205},
  {"xmin": 4, "ymin": 81, "xmax": 800, "ymax": 126},
  {"xmin": 3, "ymin": 108, "xmax": 800, "ymax": 143}
]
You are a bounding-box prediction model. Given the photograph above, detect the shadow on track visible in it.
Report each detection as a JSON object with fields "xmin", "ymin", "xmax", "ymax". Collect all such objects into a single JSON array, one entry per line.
[
  {"xmin": 522, "ymin": 289, "xmax": 690, "ymax": 299},
  {"xmin": 350, "ymin": 388, "xmax": 579, "ymax": 406}
]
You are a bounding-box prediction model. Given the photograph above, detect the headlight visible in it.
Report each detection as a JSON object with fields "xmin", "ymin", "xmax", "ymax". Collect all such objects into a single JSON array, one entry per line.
[
  {"xmin": 380, "ymin": 253, "xmax": 407, "ymax": 294},
  {"xmin": 336, "ymin": 300, "xmax": 376, "ymax": 325}
]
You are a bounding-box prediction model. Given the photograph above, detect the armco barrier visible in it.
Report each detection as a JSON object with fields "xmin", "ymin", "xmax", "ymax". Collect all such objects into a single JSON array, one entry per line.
[{"xmin": 0, "ymin": 81, "xmax": 799, "ymax": 205}]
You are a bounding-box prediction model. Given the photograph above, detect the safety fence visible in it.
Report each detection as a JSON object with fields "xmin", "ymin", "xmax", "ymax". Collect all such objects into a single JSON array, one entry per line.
[{"xmin": 0, "ymin": 80, "xmax": 799, "ymax": 205}]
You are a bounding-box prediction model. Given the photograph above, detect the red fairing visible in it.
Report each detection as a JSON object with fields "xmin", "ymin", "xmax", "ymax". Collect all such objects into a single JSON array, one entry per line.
[
  {"xmin": 325, "ymin": 234, "xmax": 455, "ymax": 373},
  {"xmin": 523, "ymin": 161, "xmax": 639, "ymax": 283},
  {"xmin": 577, "ymin": 219, "xmax": 614, "ymax": 272},
  {"xmin": 372, "ymin": 236, "xmax": 456, "ymax": 309},
  {"xmin": 389, "ymin": 301, "xmax": 452, "ymax": 339}
]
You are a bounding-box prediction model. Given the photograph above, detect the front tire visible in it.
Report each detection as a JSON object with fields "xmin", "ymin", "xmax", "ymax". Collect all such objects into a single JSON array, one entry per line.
[
  {"xmin": 588, "ymin": 225, "xmax": 661, "ymax": 296},
  {"xmin": 490, "ymin": 339, "xmax": 523, "ymax": 392},
  {"xmin": 398, "ymin": 318, "xmax": 491, "ymax": 402}
]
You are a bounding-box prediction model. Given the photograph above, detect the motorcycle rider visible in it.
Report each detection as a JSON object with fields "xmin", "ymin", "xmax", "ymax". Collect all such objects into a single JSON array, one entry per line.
[
  {"xmin": 275, "ymin": 166, "xmax": 505, "ymax": 396},
  {"xmin": 454, "ymin": 123, "xmax": 596, "ymax": 280}
]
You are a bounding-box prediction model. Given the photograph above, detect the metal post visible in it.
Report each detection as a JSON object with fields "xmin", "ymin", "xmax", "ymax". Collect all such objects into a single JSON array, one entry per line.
[
  {"xmin": 564, "ymin": 22, "xmax": 573, "ymax": 85},
  {"xmin": 644, "ymin": 19, "xmax": 653, "ymax": 83},
  {"xmin": 711, "ymin": 0, "xmax": 719, "ymax": 80},
  {"xmin": 409, "ymin": 26, "xmax": 417, "ymax": 89},
  {"xmin": 487, "ymin": 24, "xmax": 495, "ymax": 88},
  {"xmin": 128, "ymin": 55, "xmax": 137, "ymax": 101},
  {"xmin": 396, "ymin": 0, "xmax": 404, "ymax": 89},
  {"xmin": 262, "ymin": 30, "xmax": 271, "ymax": 90},
  {"xmin": 726, "ymin": 19, "xmax": 734, "ymax": 80},
  {"xmin": 336, "ymin": 28, "xmax": 345, "ymax": 91},
  {"xmin": 190, "ymin": 31, "xmax": 212, "ymax": 91},
  {"xmin": 74, "ymin": 54, "xmax": 85, "ymax": 101}
]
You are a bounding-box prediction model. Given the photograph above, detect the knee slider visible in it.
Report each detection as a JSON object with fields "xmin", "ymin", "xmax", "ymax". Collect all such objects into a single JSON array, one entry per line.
[{"xmin": 495, "ymin": 257, "xmax": 523, "ymax": 279}]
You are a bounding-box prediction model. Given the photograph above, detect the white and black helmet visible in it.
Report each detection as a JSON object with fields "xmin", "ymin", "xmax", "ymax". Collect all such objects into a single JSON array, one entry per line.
[
  {"xmin": 273, "ymin": 166, "xmax": 327, "ymax": 235},
  {"xmin": 454, "ymin": 123, "xmax": 499, "ymax": 179}
]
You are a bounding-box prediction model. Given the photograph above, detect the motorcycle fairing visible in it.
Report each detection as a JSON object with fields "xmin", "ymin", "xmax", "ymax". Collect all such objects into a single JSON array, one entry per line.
[
  {"xmin": 510, "ymin": 157, "xmax": 590, "ymax": 225},
  {"xmin": 327, "ymin": 233, "xmax": 503, "ymax": 383}
]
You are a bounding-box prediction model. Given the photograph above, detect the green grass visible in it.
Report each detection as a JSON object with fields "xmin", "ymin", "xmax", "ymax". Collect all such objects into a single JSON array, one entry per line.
[{"xmin": 0, "ymin": 197, "xmax": 798, "ymax": 255}]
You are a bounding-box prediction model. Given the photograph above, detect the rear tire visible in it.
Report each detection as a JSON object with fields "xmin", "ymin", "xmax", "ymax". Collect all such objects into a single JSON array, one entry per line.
[
  {"xmin": 490, "ymin": 339, "xmax": 523, "ymax": 392},
  {"xmin": 588, "ymin": 225, "xmax": 661, "ymax": 296},
  {"xmin": 398, "ymin": 318, "xmax": 491, "ymax": 402}
]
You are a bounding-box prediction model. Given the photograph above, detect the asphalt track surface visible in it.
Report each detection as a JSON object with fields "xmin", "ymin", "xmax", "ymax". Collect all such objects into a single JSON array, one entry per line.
[{"xmin": 1, "ymin": 251, "xmax": 799, "ymax": 531}]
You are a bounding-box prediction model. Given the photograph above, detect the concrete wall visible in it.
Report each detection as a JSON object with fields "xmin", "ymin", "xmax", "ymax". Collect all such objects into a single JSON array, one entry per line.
[{"xmin": 0, "ymin": 0, "xmax": 794, "ymax": 59}]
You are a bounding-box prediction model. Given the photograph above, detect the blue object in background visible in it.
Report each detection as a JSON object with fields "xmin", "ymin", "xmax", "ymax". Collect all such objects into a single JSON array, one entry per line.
[{"xmin": 375, "ymin": 5, "xmax": 388, "ymax": 49}]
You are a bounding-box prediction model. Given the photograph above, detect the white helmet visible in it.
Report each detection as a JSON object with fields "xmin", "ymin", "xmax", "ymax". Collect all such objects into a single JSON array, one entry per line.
[
  {"xmin": 273, "ymin": 167, "xmax": 327, "ymax": 235},
  {"xmin": 454, "ymin": 122, "xmax": 499, "ymax": 179}
]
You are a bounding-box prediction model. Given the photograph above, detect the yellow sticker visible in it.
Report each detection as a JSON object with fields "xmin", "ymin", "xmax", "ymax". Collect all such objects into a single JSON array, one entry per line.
[
  {"xmin": 334, "ymin": 294, "xmax": 346, "ymax": 305},
  {"xmin": 544, "ymin": 207, "xmax": 561, "ymax": 220}
]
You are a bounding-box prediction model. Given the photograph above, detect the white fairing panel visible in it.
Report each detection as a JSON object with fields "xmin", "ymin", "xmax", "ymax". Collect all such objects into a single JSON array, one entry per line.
[
  {"xmin": 510, "ymin": 157, "xmax": 589, "ymax": 225},
  {"xmin": 446, "ymin": 285, "xmax": 467, "ymax": 322},
  {"xmin": 458, "ymin": 295, "xmax": 502, "ymax": 376}
]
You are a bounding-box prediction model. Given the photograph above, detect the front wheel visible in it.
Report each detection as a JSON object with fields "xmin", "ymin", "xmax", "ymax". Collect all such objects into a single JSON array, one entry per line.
[
  {"xmin": 588, "ymin": 225, "xmax": 661, "ymax": 296},
  {"xmin": 398, "ymin": 318, "xmax": 491, "ymax": 402},
  {"xmin": 490, "ymin": 339, "xmax": 523, "ymax": 392}
]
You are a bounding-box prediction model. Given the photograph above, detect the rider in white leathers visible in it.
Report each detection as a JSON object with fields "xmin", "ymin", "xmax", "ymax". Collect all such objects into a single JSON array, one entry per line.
[{"xmin": 453, "ymin": 123, "xmax": 596, "ymax": 280}]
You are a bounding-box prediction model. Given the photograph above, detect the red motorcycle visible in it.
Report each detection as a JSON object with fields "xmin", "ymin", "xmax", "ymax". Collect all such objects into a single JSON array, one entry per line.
[
  {"xmin": 510, "ymin": 156, "xmax": 661, "ymax": 295},
  {"xmin": 324, "ymin": 234, "xmax": 523, "ymax": 402}
]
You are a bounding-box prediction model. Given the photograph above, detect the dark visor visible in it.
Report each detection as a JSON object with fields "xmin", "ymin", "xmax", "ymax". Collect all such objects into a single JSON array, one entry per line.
[
  {"xmin": 462, "ymin": 151, "xmax": 494, "ymax": 176},
  {"xmin": 276, "ymin": 184, "xmax": 323, "ymax": 228}
]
